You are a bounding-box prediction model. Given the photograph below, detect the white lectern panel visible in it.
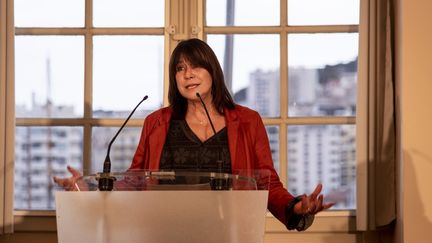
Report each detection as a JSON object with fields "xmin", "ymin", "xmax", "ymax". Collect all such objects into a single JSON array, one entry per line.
[{"xmin": 56, "ymin": 191, "xmax": 268, "ymax": 243}]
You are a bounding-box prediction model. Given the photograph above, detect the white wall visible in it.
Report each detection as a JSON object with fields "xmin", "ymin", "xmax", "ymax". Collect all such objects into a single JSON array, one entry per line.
[{"xmin": 398, "ymin": 0, "xmax": 432, "ymax": 242}]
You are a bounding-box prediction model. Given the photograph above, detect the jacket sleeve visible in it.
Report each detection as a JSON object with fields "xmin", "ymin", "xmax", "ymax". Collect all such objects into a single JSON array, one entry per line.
[
  {"xmin": 250, "ymin": 112, "xmax": 296, "ymax": 227},
  {"xmin": 128, "ymin": 115, "xmax": 154, "ymax": 170}
]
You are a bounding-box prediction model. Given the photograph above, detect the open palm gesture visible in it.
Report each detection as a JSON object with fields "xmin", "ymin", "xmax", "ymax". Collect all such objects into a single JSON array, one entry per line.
[{"xmin": 293, "ymin": 184, "xmax": 335, "ymax": 215}]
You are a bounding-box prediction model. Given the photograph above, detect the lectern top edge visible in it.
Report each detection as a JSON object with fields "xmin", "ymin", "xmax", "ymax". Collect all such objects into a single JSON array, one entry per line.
[{"xmin": 70, "ymin": 169, "xmax": 271, "ymax": 192}]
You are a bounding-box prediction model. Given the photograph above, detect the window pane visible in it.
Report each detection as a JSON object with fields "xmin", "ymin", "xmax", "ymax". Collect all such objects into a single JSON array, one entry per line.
[
  {"xmin": 288, "ymin": 33, "xmax": 358, "ymax": 117},
  {"xmin": 207, "ymin": 34, "xmax": 280, "ymax": 117},
  {"xmin": 14, "ymin": 126, "xmax": 83, "ymax": 210},
  {"xmin": 206, "ymin": 0, "xmax": 279, "ymax": 26},
  {"xmin": 288, "ymin": 0, "xmax": 360, "ymax": 26},
  {"xmin": 287, "ymin": 125, "xmax": 356, "ymax": 210},
  {"xmin": 93, "ymin": 36, "xmax": 164, "ymax": 118},
  {"xmin": 92, "ymin": 127, "xmax": 142, "ymax": 173},
  {"xmin": 93, "ymin": 0, "xmax": 164, "ymax": 27},
  {"xmin": 15, "ymin": 36, "xmax": 84, "ymax": 118},
  {"xmin": 266, "ymin": 126, "xmax": 280, "ymax": 173},
  {"xmin": 15, "ymin": 0, "xmax": 84, "ymax": 27}
]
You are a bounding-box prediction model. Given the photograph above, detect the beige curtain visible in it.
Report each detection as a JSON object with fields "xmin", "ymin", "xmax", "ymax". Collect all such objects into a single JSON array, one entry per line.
[{"xmin": 368, "ymin": 0, "xmax": 396, "ymax": 228}]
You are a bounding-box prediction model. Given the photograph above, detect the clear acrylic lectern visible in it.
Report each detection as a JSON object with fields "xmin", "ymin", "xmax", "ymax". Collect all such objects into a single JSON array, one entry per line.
[{"xmin": 55, "ymin": 170, "xmax": 270, "ymax": 243}]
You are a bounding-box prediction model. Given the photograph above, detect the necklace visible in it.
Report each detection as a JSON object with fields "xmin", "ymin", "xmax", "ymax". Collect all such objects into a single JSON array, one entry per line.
[
  {"xmin": 194, "ymin": 112, "xmax": 207, "ymax": 125},
  {"xmin": 188, "ymin": 103, "xmax": 213, "ymax": 126}
]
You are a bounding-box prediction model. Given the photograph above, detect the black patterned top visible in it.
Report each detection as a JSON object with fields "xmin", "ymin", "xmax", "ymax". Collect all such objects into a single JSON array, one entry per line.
[{"xmin": 159, "ymin": 119, "xmax": 232, "ymax": 173}]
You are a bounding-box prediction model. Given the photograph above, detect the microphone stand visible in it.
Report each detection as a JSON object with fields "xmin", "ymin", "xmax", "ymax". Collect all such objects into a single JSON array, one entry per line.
[
  {"xmin": 196, "ymin": 93, "xmax": 230, "ymax": 190},
  {"xmin": 98, "ymin": 95, "xmax": 148, "ymax": 191}
]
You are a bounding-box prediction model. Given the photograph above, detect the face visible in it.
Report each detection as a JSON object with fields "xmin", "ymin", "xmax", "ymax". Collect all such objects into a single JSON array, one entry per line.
[{"xmin": 175, "ymin": 57, "xmax": 213, "ymax": 102}]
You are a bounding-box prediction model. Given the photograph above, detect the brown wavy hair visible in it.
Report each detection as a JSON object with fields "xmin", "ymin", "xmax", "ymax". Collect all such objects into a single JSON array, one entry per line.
[{"xmin": 168, "ymin": 38, "xmax": 235, "ymax": 118}]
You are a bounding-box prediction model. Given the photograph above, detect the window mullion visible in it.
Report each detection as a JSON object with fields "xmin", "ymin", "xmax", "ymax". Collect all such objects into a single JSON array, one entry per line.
[
  {"xmin": 166, "ymin": 0, "xmax": 204, "ymax": 106},
  {"xmin": 280, "ymin": 9, "xmax": 288, "ymax": 181},
  {"xmin": 83, "ymin": 124, "xmax": 92, "ymax": 174},
  {"xmin": 281, "ymin": 0, "xmax": 287, "ymax": 27},
  {"xmin": 196, "ymin": 0, "xmax": 204, "ymax": 40},
  {"xmin": 85, "ymin": 0, "xmax": 93, "ymax": 29},
  {"xmin": 83, "ymin": 0, "xmax": 93, "ymax": 174},
  {"xmin": 163, "ymin": 0, "xmax": 171, "ymax": 106},
  {"xmin": 2, "ymin": 0, "xmax": 15, "ymax": 234},
  {"xmin": 84, "ymin": 31, "xmax": 92, "ymax": 119},
  {"xmin": 0, "ymin": 0, "xmax": 7, "ymax": 233}
]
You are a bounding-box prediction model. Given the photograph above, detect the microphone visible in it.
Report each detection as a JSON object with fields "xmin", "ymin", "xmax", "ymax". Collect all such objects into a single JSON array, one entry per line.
[
  {"xmin": 98, "ymin": 95, "xmax": 148, "ymax": 191},
  {"xmin": 195, "ymin": 93, "xmax": 230, "ymax": 190}
]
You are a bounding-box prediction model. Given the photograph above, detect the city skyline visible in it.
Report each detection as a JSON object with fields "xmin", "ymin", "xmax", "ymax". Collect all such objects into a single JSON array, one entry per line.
[{"xmin": 14, "ymin": 58, "xmax": 357, "ymax": 210}]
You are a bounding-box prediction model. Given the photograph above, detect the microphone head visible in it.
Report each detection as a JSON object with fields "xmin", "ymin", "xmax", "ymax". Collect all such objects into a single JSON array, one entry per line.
[
  {"xmin": 196, "ymin": 92, "xmax": 201, "ymax": 98},
  {"xmin": 143, "ymin": 95, "xmax": 148, "ymax": 101}
]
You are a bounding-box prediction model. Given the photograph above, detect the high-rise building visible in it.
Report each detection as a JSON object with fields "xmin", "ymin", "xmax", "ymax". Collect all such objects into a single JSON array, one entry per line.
[
  {"xmin": 15, "ymin": 103, "xmax": 152, "ymax": 209},
  {"xmin": 248, "ymin": 69, "xmax": 280, "ymax": 117},
  {"xmin": 91, "ymin": 125, "xmax": 144, "ymax": 173},
  {"xmin": 15, "ymin": 104, "xmax": 82, "ymax": 209},
  {"xmin": 242, "ymin": 62, "xmax": 357, "ymax": 209}
]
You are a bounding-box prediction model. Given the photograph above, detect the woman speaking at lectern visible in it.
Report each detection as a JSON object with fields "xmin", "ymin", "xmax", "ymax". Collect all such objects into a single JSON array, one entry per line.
[{"xmin": 54, "ymin": 38, "xmax": 333, "ymax": 231}]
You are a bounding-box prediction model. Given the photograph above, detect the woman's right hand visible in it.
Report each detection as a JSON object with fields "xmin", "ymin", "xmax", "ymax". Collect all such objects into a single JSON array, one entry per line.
[{"xmin": 53, "ymin": 166, "xmax": 82, "ymax": 191}]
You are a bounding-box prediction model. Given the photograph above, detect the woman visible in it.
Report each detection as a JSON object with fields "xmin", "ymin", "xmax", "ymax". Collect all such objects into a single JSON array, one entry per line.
[{"xmin": 55, "ymin": 38, "xmax": 333, "ymax": 231}]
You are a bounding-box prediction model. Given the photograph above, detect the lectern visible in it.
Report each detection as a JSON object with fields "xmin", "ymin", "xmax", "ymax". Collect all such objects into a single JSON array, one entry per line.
[{"xmin": 55, "ymin": 170, "xmax": 270, "ymax": 243}]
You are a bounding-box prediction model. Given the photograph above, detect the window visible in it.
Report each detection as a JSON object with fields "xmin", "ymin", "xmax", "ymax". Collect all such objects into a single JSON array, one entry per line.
[
  {"xmin": 205, "ymin": 0, "xmax": 359, "ymax": 211},
  {"xmin": 14, "ymin": 0, "xmax": 165, "ymax": 210},
  {"xmin": 2, "ymin": 0, "xmax": 368, "ymax": 235}
]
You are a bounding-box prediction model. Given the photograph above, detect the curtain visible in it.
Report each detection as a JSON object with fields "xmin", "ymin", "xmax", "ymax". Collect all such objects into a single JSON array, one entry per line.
[{"xmin": 368, "ymin": 0, "xmax": 396, "ymax": 228}]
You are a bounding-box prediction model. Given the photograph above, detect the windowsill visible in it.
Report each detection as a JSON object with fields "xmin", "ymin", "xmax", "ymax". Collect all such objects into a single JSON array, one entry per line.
[
  {"xmin": 265, "ymin": 210, "xmax": 357, "ymax": 233},
  {"xmin": 13, "ymin": 210, "xmax": 357, "ymax": 233},
  {"xmin": 14, "ymin": 210, "xmax": 57, "ymax": 232}
]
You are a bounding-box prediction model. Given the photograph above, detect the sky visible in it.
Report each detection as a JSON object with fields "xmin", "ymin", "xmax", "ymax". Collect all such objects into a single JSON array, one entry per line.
[{"xmin": 14, "ymin": 0, "xmax": 359, "ymax": 115}]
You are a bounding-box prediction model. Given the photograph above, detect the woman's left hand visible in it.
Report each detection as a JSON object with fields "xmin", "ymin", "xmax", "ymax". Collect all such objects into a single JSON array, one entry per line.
[{"xmin": 293, "ymin": 183, "xmax": 335, "ymax": 215}]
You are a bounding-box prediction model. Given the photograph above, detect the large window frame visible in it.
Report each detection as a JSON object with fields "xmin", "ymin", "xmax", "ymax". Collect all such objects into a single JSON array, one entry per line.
[
  {"xmin": 202, "ymin": 0, "xmax": 366, "ymax": 231},
  {"xmin": 1, "ymin": 0, "xmax": 371, "ymax": 235}
]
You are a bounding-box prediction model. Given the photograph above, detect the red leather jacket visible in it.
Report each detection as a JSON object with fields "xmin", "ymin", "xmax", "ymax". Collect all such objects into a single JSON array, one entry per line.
[{"xmin": 129, "ymin": 105, "xmax": 295, "ymax": 226}]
